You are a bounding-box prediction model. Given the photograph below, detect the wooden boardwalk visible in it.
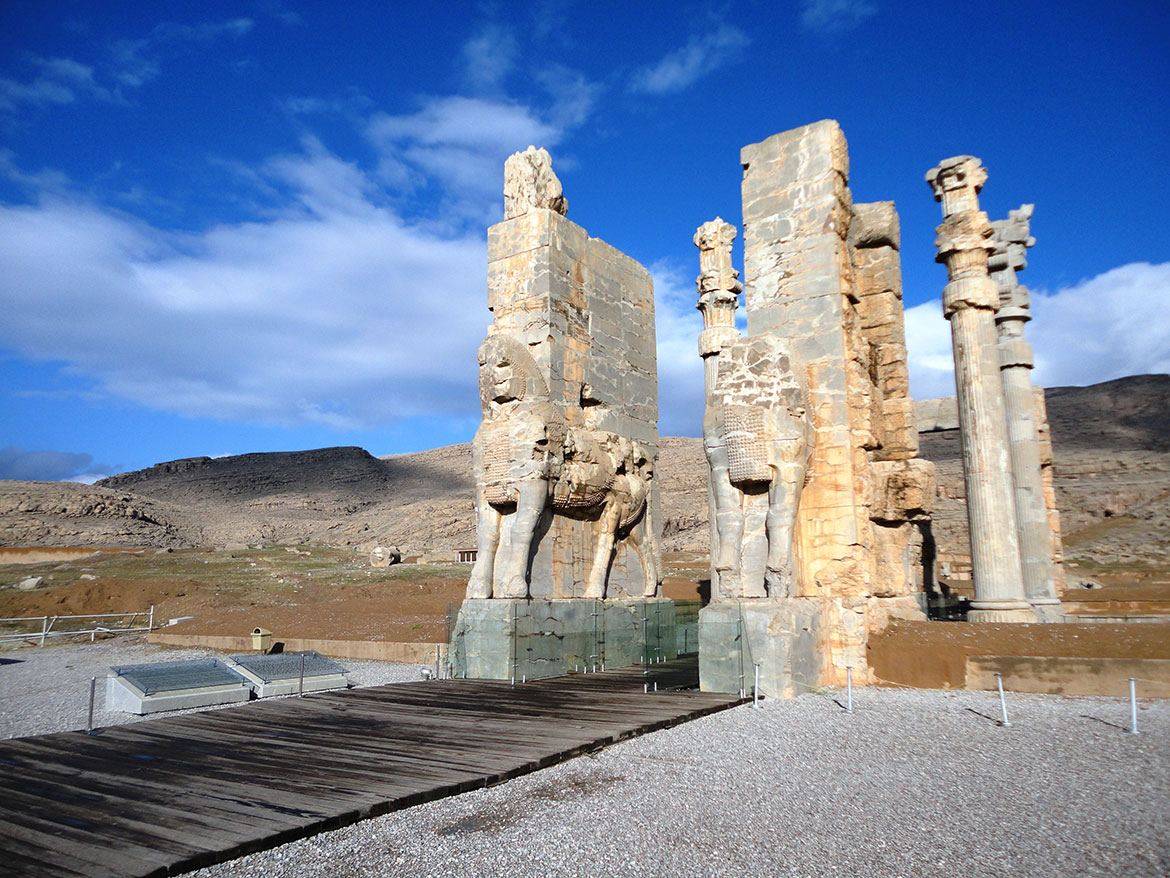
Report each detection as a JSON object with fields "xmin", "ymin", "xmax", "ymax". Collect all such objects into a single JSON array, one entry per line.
[{"xmin": 0, "ymin": 659, "xmax": 743, "ymax": 877}]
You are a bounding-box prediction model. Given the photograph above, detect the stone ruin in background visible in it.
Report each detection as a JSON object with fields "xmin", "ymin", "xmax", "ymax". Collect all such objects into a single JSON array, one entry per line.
[
  {"xmin": 450, "ymin": 125, "xmax": 1067, "ymax": 694},
  {"xmin": 926, "ymin": 156, "xmax": 1066, "ymax": 622},
  {"xmin": 452, "ymin": 147, "xmax": 673, "ymax": 679},
  {"xmin": 696, "ymin": 120, "xmax": 935, "ymax": 697}
]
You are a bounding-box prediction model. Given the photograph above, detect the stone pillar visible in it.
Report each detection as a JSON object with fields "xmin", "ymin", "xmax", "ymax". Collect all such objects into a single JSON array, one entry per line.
[
  {"xmin": 694, "ymin": 219, "xmax": 743, "ymax": 599},
  {"xmin": 927, "ymin": 156, "xmax": 1034, "ymax": 622},
  {"xmin": 990, "ymin": 205, "xmax": 1062, "ymax": 619},
  {"xmin": 695, "ymin": 219, "xmax": 743, "ymax": 400}
]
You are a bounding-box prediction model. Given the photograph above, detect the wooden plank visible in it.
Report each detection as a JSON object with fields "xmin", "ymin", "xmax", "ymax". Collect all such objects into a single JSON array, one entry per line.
[{"xmin": 0, "ymin": 666, "xmax": 745, "ymax": 877}]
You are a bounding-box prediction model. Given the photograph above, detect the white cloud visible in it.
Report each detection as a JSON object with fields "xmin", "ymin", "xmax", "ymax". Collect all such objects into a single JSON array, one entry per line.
[
  {"xmin": 801, "ymin": 0, "xmax": 878, "ymax": 33},
  {"xmin": 1029, "ymin": 262, "xmax": 1170, "ymax": 387},
  {"xmin": 0, "ymin": 145, "xmax": 492, "ymax": 430},
  {"xmin": 903, "ymin": 298, "xmax": 955, "ymax": 400},
  {"xmin": 904, "ymin": 261, "xmax": 1170, "ymax": 400},
  {"xmin": 650, "ymin": 261, "xmax": 705, "ymax": 437},
  {"xmin": 367, "ymin": 96, "xmax": 564, "ymax": 222},
  {"xmin": 628, "ymin": 25, "xmax": 749, "ymax": 95}
]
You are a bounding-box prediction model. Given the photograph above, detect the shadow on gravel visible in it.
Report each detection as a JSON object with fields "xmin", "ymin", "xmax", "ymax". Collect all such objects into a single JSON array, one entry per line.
[
  {"xmin": 0, "ymin": 658, "xmax": 23, "ymax": 665},
  {"xmin": 964, "ymin": 707, "xmax": 1005, "ymax": 726},
  {"xmin": 1080, "ymin": 714, "xmax": 1129, "ymax": 731}
]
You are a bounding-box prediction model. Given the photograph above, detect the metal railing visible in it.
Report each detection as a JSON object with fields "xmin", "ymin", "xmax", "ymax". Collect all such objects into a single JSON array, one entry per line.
[{"xmin": 0, "ymin": 606, "xmax": 155, "ymax": 645}]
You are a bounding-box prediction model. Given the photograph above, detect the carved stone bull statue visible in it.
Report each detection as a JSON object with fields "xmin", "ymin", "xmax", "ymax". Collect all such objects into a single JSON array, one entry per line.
[
  {"xmin": 466, "ymin": 333, "xmax": 659, "ymax": 600},
  {"xmin": 704, "ymin": 335, "xmax": 813, "ymax": 599}
]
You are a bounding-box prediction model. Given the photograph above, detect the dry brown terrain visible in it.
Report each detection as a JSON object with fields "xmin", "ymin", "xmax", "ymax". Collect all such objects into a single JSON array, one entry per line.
[{"xmin": 1, "ymin": 375, "xmax": 1168, "ymax": 648}]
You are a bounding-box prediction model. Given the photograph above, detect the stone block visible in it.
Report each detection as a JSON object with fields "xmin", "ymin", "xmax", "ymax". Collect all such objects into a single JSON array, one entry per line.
[
  {"xmin": 452, "ymin": 598, "xmax": 676, "ymax": 680},
  {"xmin": 698, "ymin": 600, "xmax": 829, "ymax": 697}
]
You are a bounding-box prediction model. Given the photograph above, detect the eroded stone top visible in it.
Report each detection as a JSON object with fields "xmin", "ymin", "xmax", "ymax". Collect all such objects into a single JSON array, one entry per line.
[
  {"xmin": 926, "ymin": 155, "xmax": 987, "ymax": 216},
  {"xmin": 503, "ymin": 146, "xmax": 568, "ymax": 219}
]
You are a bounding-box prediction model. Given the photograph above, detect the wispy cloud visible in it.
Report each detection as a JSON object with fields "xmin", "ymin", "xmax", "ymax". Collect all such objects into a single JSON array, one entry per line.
[
  {"xmin": 460, "ymin": 24, "xmax": 518, "ymax": 96},
  {"xmin": 0, "ymin": 55, "xmax": 116, "ymax": 111},
  {"xmin": 801, "ymin": 0, "xmax": 878, "ymax": 33},
  {"xmin": 367, "ymin": 96, "xmax": 564, "ymax": 223},
  {"xmin": 905, "ymin": 261, "xmax": 1170, "ymax": 400},
  {"xmin": 1, "ymin": 17, "xmax": 255, "ymax": 112},
  {"xmin": 110, "ymin": 17, "xmax": 254, "ymax": 88},
  {"xmin": 628, "ymin": 24, "xmax": 749, "ymax": 95}
]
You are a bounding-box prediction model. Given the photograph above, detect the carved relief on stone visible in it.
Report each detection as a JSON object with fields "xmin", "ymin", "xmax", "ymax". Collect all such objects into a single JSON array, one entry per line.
[
  {"xmin": 503, "ymin": 146, "xmax": 568, "ymax": 219},
  {"xmin": 704, "ymin": 335, "xmax": 813, "ymax": 600},
  {"xmin": 467, "ymin": 332, "xmax": 659, "ymax": 601}
]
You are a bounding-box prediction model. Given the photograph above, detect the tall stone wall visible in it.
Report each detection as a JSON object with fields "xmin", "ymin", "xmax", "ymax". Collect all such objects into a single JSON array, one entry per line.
[
  {"xmin": 701, "ymin": 120, "xmax": 933, "ymax": 695},
  {"xmin": 466, "ymin": 147, "xmax": 661, "ymax": 603}
]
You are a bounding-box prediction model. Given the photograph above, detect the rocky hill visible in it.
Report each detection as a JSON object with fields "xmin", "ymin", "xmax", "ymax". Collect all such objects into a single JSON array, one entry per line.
[{"xmin": 1, "ymin": 376, "xmax": 1167, "ymax": 566}]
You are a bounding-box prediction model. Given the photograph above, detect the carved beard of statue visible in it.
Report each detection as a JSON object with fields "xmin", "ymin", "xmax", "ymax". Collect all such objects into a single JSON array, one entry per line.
[{"xmin": 705, "ymin": 335, "xmax": 811, "ymax": 600}]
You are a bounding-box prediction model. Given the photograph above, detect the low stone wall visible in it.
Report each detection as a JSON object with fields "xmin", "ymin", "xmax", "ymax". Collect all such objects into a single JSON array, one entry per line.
[
  {"xmin": 869, "ymin": 620, "xmax": 1170, "ymax": 690},
  {"xmin": 451, "ymin": 598, "xmax": 677, "ymax": 680},
  {"xmin": 147, "ymin": 632, "xmax": 441, "ymax": 663},
  {"xmin": 966, "ymin": 655, "xmax": 1170, "ymax": 697}
]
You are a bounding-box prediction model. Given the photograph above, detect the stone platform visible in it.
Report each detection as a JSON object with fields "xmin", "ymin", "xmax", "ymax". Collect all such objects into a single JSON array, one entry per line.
[
  {"xmin": 452, "ymin": 598, "xmax": 676, "ymax": 681},
  {"xmin": 699, "ymin": 600, "xmax": 828, "ymax": 698}
]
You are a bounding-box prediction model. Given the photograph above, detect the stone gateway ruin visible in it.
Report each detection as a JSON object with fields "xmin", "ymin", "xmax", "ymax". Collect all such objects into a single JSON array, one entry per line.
[
  {"xmin": 452, "ymin": 147, "xmax": 673, "ymax": 680},
  {"xmin": 696, "ymin": 121, "xmax": 935, "ymax": 697},
  {"xmin": 452, "ymin": 124, "xmax": 1065, "ymax": 696}
]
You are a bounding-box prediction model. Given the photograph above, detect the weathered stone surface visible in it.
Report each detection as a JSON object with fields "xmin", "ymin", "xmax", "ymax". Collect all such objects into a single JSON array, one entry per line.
[
  {"xmin": 369, "ymin": 546, "xmax": 400, "ymax": 567},
  {"xmin": 699, "ymin": 121, "xmax": 935, "ymax": 695},
  {"xmin": 466, "ymin": 148, "xmax": 661, "ymax": 607},
  {"xmin": 503, "ymin": 146, "xmax": 567, "ymax": 219},
  {"xmin": 990, "ymin": 205, "xmax": 1063, "ymax": 617},
  {"xmin": 927, "ymin": 155, "xmax": 1033, "ymax": 622}
]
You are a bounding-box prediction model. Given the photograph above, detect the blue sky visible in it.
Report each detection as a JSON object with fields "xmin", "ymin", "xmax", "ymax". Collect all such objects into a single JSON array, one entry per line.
[{"xmin": 2, "ymin": 0, "xmax": 1168, "ymax": 482}]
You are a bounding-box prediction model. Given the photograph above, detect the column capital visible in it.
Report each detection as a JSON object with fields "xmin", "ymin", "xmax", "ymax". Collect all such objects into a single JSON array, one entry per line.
[
  {"xmin": 990, "ymin": 204, "xmax": 1036, "ymax": 312},
  {"xmin": 695, "ymin": 217, "xmax": 742, "ymax": 358},
  {"xmin": 926, "ymin": 155, "xmax": 987, "ymax": 215}
]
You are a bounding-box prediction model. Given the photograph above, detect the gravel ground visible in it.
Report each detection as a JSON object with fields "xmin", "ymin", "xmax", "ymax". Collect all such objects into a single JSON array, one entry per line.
[{"xmin": 2, "ymin": 639, "xmax": 1168, "ymax": 877}]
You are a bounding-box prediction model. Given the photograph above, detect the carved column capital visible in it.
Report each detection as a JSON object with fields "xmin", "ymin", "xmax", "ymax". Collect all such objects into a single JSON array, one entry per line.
[
  {"xmin": 694, "ymin": 217, "xmax": 742, "ymax": 358},
  {"xmin": 926, "ymin": 155, "xmax": 987, "ymax": 215}
]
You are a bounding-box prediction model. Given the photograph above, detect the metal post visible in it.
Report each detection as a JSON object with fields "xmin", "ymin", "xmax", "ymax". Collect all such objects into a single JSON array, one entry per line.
[
  {"xmin": 846, "ymin": 666, "xmax": 853, "ymax": 714},
  {"xmin": 86, "ymin": 677, "xmax": 96, "ymax": 734},
  {"xmin": 995, "ymin": 673, "xmax": 1010, "ymax": 726},
  {"xmin": 434, "ymin": 647, "xmax": 440, "ymax": 681},
  {"xmin": 298, "ymin": 653, "xmax": 306, "ymax": 697},
  {"xmin": 148, "ymin": 605, "xmax": 155, "ymax": 631},
  {"xmin": 753, "ymin": 663, "xmax": 760, "ymax": 709},
  {"xmin": 737, "ymin": 618, "xmax": 745, "ymax": 699},
  {"xmin": 40, "ymin": 616, "xmax": 48, "ymax": 647},
  {"xmin": 1129, "ymin": 678, "xmax": 1139, "ymax": 735}
]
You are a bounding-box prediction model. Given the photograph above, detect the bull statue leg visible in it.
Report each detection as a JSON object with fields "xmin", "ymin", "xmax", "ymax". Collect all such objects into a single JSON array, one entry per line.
[
  {"xmin": 584, "ymin": 496, "xmax": 623, "ymax": 599},
  {"xmin": 706, "ymin": 438, "xmax": 745, "ymax": 598},
  {"xmin": 466, "ymin": 498, "xmax": 502, "ymax": 599},
  {"xmin": 763, "ymin": 436, "xmax": 807, "ymax": 598},
  {"xmin": 497, "ymin": 479, "xmax": 547, "ymax": 598}
]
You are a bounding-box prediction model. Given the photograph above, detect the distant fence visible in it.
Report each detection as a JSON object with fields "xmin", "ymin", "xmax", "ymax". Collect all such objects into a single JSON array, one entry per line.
[{"xmin": 0, "ymin": 607, "xmax": 154, "ymax": 645}]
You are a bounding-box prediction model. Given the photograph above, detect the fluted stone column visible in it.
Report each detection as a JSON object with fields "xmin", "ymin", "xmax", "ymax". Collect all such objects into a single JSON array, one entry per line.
[
  {"xmin": 695, "ymin": 219, "xmax": 743, "ymax": 399},
  {"xmin": 990, "ymin": 206, "xmax": 1062, "ymax": 619},
  {"xmin": 695, "ymin": 219, "xmax": 742, "ymax": 598},
  {"xmin": 927, "ymin": 156, "xmax": 1034, "ymax": 622}
]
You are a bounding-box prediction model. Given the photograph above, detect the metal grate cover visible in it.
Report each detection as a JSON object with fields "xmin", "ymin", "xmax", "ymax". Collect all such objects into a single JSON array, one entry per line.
[
  {"xmin": 229, "ymin": 651, "xmax": 347, "ymax": 684},
  {"xmin": 110, "ymin": 659, "xmax": 248, "ymax": 696}
]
